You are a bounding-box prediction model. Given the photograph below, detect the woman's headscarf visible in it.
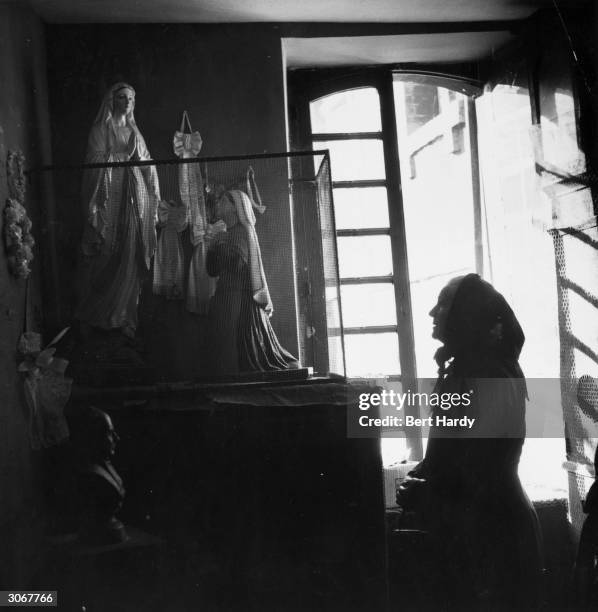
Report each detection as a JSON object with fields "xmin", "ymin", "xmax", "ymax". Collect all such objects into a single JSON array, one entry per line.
[{"xmin": 438, "ymin": 273, "xmax": 525, "ymax": 380}]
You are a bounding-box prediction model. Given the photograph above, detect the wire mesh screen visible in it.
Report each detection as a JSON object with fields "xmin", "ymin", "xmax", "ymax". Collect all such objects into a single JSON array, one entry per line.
[
  {"xmin": 550, "ymin": 221, "xmax": 598, "ymax": 537},
  {"xmin": 316, "ymin": 154, "xmax": 345, "ymax": 377},
  {"xmin": 34, "ymin": 151, "xmax": 344, "ymax": 383},
  {"xmin": 288, "ymin": 152, "xmax": 345, "ymax": 377}
]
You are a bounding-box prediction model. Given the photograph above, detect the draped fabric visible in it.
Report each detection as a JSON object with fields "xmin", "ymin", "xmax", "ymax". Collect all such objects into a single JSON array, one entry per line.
[
  {"xmin": 184, "ymin": 163, "xmax": 217, "ymax": 314},
  {"xmin": 152, "ymin": 200, "xmax": 188, "ymax": 299},
  {"xmin": 438, "ymin": 273, "xmax": 526, "ymax": 382},
  {"xmin": 171, "ymin": 113, "xmax": 216, "ymax": 315},
  {"xmin": 77, "ymin": 82, "xmax": 161, "ymax": 333},
  {"xmin": 413, "ymin": 274, "xmax": 542, "ymax": 610},
  {"xmin": 173, "ymin": 131, "xmax": 202, "ymax": 159}
]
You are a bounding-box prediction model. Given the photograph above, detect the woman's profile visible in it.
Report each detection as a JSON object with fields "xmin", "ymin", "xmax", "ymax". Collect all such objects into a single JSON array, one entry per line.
[
  {"xmin": 398, "ymin": 273, "xmax": 543, "ymax": 610},
  {"xmin": 76, "ymin": 82, "xmax": 161, "ymax": 339}
]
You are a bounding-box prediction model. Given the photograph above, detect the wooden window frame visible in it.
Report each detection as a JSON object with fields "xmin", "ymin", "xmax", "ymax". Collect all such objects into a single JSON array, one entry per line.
[{"xmin": 288, "ymin": 67, "xmax": 483, "ymax": 456}]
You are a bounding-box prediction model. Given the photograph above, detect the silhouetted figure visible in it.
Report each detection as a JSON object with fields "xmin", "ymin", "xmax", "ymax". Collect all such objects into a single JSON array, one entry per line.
[{"xmin": 398, "ymin": 274, "xmax": 543, "ymax": 610}]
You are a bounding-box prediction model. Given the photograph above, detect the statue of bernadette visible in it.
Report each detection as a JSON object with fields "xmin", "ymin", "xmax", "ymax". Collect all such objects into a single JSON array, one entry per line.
[
  {"xmin": 76, "ymin": 83, "xmax": 161, "ymax": 338},
  {"xmin": 206, "ymin": 189, "xmax": 299, "ymax": 375}
]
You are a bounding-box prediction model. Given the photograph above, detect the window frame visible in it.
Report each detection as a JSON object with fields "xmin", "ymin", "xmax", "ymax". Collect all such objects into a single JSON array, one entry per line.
[
  {"xmin": 290, "ymin": 69, "xmax": 417, "ymax": 387},
  {"xmin": 288, "ymin": 67, "xmax": 483, "ymax": 456}
]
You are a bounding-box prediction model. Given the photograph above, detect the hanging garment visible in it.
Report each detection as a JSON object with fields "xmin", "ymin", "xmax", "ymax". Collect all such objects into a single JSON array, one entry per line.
[
  {"xmin": 173, "ymin": 110, "xmax": 203, "ymax": 159},
  {"xmin": 152, "ymin": 200, "xmax": 188, "ymax": 299},
  {"xmin": 172, "ymin": 111, "xmax": 216, "ymax": 315}
]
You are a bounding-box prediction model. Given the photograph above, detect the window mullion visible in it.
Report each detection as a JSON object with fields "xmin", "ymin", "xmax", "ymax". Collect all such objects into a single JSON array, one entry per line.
[
  {"xmin": 332, "ymin": 180, "xmax": 386, "ymax": 189},
  {"xmin": 468, "ymin": 97, "xmax": 484, "ymax": 276},
  {"xmin": 377, "ymin": 71, "xmax": 422, "ymax": 458},
  {"xmin": 337, "ymin": 228, "xmax": 389, "ymax": 237},
  {"xmin": 340, "ymin": 275, "xmax": 393, "ymax": 285},
  {"xmin": 343, "ymin": 325, "xmax": 398, "ymax": 334},
  {"xmin": 312, "ymin": 131, "xmax": 382, "ymax": 141}
]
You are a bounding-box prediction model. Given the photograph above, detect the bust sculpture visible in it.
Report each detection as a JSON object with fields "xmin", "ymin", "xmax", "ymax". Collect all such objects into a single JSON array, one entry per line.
[{"xmin": 75, "ymin": 406, "xmax": 127, "ymax": 545}]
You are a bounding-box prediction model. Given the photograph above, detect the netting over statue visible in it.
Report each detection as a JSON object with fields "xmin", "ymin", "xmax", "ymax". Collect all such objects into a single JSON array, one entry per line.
[{"xmin": 32, "ymin": 151, "xmax": 345, "ymax": 385}]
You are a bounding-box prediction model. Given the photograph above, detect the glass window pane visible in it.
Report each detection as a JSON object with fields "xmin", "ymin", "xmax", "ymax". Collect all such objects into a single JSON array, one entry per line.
[
  {"xmin": 393, "ymin": 79, "xmax": 476, "ymax": 282},
  {"xmin": 310, "ymin": 88, "xmax": 382, "ymax": 134},
  {"xmin": 337, "ymin": 236, "xmax": 393, "ymax": 278},
  {"xmin": 341, "ymin": 284, "xmax": 396, "ymax": 328},
  {"xmin": 333, "ymin": 187, "xmax": 389, "ymax": 230},
  {"xmin": 314, "ymin": 139, "xmax": 385, "ymax": 182},
  {"xmin": 345, "ymin": 333, "xmax": 400, "ymax": 377},
  {"xmin": 393, "ymin": 77, "xmax": 478, "ymax": 379}
]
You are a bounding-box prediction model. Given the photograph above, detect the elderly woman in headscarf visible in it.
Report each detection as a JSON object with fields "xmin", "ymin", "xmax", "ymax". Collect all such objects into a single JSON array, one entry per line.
[
  {"xmin": 398, "ymin": 273, "xmax": 543, "ymax": 611},
  {"xmin": 76, "ymin": 82, "xmax": 161, "ymax": 338},
  {"xmin": 206, "ymin": 188, "xmax": 298, "ymax": 376}
]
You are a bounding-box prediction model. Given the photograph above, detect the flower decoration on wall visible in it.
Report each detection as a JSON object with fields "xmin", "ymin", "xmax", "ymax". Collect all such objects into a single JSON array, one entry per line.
[{"xmin": 3, "ymin": 150, "xmax": 35, "ymax": 279}]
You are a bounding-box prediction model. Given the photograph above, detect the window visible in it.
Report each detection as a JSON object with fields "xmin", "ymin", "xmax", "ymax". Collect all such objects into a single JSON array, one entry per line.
[
  {"xmin": 291, "ymin": 67, "xmax": 566, "ymax": 502},
  {"xmin": 393, "ymin": 75, "xmax": 480, "ymax": 378},
  {"xmin": 308, "ymin": 77, "xmax": 481, "ymax": 380},
  {"xmin": 310, "ymin": 87, "xmax": 401, "ymax": 379}
]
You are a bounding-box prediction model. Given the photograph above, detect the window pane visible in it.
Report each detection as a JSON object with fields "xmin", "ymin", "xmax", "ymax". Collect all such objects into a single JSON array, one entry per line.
[
  {"xmin": 393, "ymin": 79, "xmax": 475, "ymax": 281},
  {"xmin": 337, "ymin": 236, "xmax": 393, "ymax": 278},
  {"xmin": 341, "ymin": 284, "xmax": 396, "ymax": 328},
  {"xmin": 314, "ymin": 139, "xmax": 385, "ymax": 182},
  {"xmin": 333, "ymin": 187, "xmax": 389, "ymax": 230},
  {"xmin": 393, "ymin": 77, "xmax": 477, "ymax": 379},
  {"xmin": 398, "ymin": 82, "xmax": 440, "ymax": 135},
  {"xmin": 345, "ymin": 333, "xmax": 400, "ymax": 377},
  {"xmin": 310, "ymin": 88, "xmax": 382, "ymax": 134}
]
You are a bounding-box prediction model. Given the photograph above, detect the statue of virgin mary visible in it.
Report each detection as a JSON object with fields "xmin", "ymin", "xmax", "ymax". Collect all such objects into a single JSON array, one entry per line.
[{"xmin": 76, "ymin": 82, "xmax": 161, "ymax": 338}]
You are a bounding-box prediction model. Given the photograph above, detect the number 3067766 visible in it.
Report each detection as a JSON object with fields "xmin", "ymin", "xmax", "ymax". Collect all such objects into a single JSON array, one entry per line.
[{"xmin": 1, "ymin": 591, "xmax": 57, "ymax": 606}]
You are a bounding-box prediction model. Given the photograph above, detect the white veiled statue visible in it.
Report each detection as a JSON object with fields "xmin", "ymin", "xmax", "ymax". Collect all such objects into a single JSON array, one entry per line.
[{"xmin": 76, "ymin": 82, "xmax": 161, "ymax": 336}]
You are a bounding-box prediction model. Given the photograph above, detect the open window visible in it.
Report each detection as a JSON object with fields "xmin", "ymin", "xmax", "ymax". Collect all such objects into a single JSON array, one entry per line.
[
  {"xmin": 311, "ymin": 87, "xmax": 400, "ymax": 378},
  {"xmin": 289, "ymin": 65, "xmax": 568, "ymax": 501},
  {"xmin": 295, "ymin": 72, "xmax": 484, "ymax": 383}
]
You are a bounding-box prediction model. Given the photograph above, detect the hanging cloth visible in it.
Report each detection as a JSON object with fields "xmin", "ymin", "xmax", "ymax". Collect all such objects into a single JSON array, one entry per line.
[
  {"xmin": 173, "ymin": 110, "xmax": 203, "ymax": 159},
  {"xmin": 172, "ymin": 111, "xmax": 216, "ymax": 315},
  {"xmin": 152, "ymin": 200, "xmax": 188, "ymax": 299}
]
